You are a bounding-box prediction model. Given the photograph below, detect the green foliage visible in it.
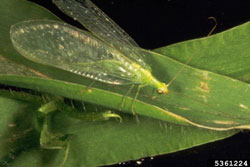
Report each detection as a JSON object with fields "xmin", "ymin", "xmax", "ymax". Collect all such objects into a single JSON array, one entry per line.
[{"xmin": 0, "ymin": 0, "xmax": 249, "ymax": 166}]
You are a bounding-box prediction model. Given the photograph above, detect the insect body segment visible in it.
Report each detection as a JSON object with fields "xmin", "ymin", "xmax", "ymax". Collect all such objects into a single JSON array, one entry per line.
[{"xmin": 135, "ymin": 65, "xmax": 169, "ymax": 94}]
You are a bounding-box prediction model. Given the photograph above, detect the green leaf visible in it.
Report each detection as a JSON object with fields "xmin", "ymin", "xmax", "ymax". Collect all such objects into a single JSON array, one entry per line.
[
  {"xmin": 155, "ymin": 22, "xmax": 250, "ymax": 83},
  {"xmin": 2, "ymin": 42, "xmax": 250, "ymax": 129},
  {"xmin": 0, "ymin": 95, "xmax": 237, "ymax": 167},
  {"xmin": 0, "ymin": 96, "xmax": 40, "ymax": 166}
]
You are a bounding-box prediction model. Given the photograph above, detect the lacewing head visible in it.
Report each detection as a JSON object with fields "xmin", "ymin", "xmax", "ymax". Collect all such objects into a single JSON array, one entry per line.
[{"xmin": 157, "ymin": 83, "xmax": 168, "ymax": 95}]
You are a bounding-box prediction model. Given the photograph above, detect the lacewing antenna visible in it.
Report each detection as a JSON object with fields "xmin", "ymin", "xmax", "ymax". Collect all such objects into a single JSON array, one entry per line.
[{"xmin": 166, "ymin": 17, "xmax": 217, "ymax": 88}]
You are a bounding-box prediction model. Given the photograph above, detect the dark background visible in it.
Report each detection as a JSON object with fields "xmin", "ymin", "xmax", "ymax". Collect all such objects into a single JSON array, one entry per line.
[{"xmin": 29, "ymin": 0, "xmax": 250, "ymax": 167}]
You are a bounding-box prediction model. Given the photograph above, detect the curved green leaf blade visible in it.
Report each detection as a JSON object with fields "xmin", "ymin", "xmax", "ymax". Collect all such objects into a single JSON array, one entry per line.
[
  {"xmin": 0, "ymin": 96, "xmax": 40, "ymax": 166},
  {"xmin": 155, "ymin": 21, "xmax": 250, "ymax": 83},
  {"xmin": 1, "ymin": 49, "xmax": 250, "ymax": 130},
  {"xmin": 0, "ymin": 95, "xmax": 237, "ymax": 167}
]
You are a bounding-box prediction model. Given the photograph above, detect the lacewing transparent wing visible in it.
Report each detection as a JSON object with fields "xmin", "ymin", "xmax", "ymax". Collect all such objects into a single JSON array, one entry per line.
[
  {"xmin": 10, "ymin": 0, "xmax": 168, "ymax": 94},
  {"xmin": 52, "ymin": 0, "xmax": 150, "ymax": 70},
  {"xmin": 11, "ymin": 21, "xmax": 141, "ymax": 85}
]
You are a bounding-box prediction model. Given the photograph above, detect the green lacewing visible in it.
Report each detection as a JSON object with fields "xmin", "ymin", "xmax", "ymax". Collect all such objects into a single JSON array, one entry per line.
[{"xmin": 10, "ymin": 0, "xmax": 171, "ymax": 103}]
